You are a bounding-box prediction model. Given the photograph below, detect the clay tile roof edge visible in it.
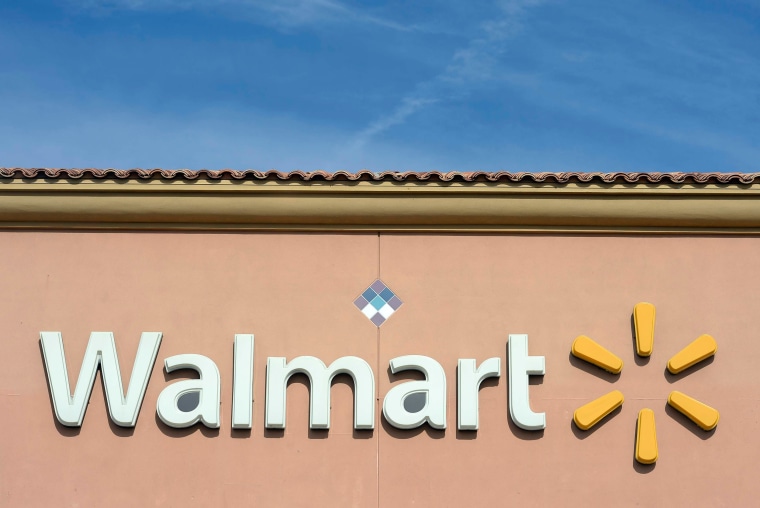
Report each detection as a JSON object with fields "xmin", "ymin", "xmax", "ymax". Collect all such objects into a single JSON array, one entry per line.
[{"xmin": 1, "ymin": 168, "xmax": 760, "ymax": 185}]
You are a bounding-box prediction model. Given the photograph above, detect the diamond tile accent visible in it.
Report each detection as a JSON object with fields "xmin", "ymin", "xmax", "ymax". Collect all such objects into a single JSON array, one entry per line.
[{"xmin": 355, "ymin": 279, "xmax": 402, "ymax": 326}]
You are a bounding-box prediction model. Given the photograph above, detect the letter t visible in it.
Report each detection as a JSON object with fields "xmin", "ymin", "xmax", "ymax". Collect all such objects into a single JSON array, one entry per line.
[{"xmin": 508, "ymin": 334, "xmax": 546, "ymax": 430}]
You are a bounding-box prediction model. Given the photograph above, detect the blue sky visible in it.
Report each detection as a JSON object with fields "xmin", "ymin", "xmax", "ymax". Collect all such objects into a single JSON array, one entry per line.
[{"xmin": 1, "ymin": 0, "xmax": 758, "ymax": 171}]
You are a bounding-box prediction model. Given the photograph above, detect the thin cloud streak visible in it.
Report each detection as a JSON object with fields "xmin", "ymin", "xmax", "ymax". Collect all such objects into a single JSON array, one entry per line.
[
  {"xmin": 352, "ymin": 97, "xmax": 438, "ymax": 150},
  {"xmin": 350, "ymin": 0, "xmax": 545, "ymax": 148}
]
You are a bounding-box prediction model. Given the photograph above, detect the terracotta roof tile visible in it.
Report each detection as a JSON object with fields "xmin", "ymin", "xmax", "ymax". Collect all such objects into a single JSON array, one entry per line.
[{"xmin": 1, "ymin": 168, "xmax": 759, "ymax": 184}]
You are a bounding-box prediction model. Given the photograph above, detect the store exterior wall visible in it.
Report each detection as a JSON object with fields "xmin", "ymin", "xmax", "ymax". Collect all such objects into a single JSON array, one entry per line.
[{"xmin": 1, "ymin": 170, "xmax": 759, "ymax": 506}]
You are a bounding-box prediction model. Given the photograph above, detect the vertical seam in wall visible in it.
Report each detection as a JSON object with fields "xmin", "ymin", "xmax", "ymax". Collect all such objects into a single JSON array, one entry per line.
[{"xmin": 376, "ymin": 232, "xmax": 381, "ymax": 508}]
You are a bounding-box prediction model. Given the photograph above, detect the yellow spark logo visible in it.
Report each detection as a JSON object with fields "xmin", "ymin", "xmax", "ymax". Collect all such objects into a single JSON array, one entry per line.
[{"xmin": 571, "ymin": 302, "xmax": 719, "ymax": 465}]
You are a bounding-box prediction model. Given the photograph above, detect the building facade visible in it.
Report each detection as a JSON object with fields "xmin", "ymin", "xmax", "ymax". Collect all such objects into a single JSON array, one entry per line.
[{"xmin": 1, "ymin": 169, "xmax": 759, "ymax": 506}]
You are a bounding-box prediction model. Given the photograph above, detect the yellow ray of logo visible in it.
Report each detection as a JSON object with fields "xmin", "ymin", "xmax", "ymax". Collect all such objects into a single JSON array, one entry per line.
[
  {"xmin": 573, "ymin": 390, "xmax": 624, "ymax": 430},
  {"xmin": 572, "ymin": 336, "xmax": 623, "ymax": 374},
  {"xmin": 668, "ymin": 391, "xmax": 720, "ymax": 431},
  {"xmin": 667, "ymin": 334, "xmax": 717, "ymax": 374},
  {"xmin": 633, "ymin": 302, "xmax": 656, "ymax": 357},
  {"xmin": 635, "ymin": 409, "xmax": 658, "ymax": 465}
]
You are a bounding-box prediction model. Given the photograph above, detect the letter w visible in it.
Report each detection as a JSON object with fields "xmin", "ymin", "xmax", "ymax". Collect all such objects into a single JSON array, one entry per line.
[{"xmin": 40, "ymin": 332, "xmax": 162, "ymax": 427}]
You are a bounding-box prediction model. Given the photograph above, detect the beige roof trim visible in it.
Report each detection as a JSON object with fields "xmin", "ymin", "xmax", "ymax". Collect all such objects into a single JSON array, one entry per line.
[{"xmin": 2, "ymin": 171, "xmax": 760, "ymax": 233}]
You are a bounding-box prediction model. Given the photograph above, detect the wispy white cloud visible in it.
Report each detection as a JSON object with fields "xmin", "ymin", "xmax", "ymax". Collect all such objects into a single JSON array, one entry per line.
[
  {"xmin": 349, "ymin": 0, "xmax": 545, "ymax": 149},
  {"xmin": 352, "ymin": 97, "xmax": 438, "ymax": 151},
  {"xmin": 69, "ymin": 0, "xmax": 546, "ymax": 154}
]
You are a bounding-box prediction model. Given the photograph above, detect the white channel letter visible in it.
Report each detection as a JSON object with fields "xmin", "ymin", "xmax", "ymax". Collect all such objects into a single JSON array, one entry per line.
[
  {"xmin": 457, "ymin": 358, "xmax": 501, "ymax": 430},
  {"xmin": 508, "ymin": 334, "xmax": 546, "ymax": 430},
  {"xmin": 40, "ymin": 331, "xmax": 162, "ymax": 427},
  {"xmin": 265, "ymin": 356, "xmax": 375, "ymax": 430},
  {"xmin": 231, "ymin": 334, "xmax": 254, "ymax": 429},
  {"xmin": 383, "ymin": 355, "xmax": 447, "ymax": 430},
  {"xmin": 156, "ymin": 354, "xmax": 221, "ymax": 429}
]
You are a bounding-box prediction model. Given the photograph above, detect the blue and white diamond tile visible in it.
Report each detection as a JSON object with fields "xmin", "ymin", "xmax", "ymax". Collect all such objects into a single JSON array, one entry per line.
[{"xmin": 354, "ymin": 279, "xmax": 402, "ymax": 326}]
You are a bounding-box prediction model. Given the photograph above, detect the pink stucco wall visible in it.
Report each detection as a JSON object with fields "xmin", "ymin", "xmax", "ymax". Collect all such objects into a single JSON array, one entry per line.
[{"xmin": 1, "ymin": 231, "xmax": 758, "ymax": 506}]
